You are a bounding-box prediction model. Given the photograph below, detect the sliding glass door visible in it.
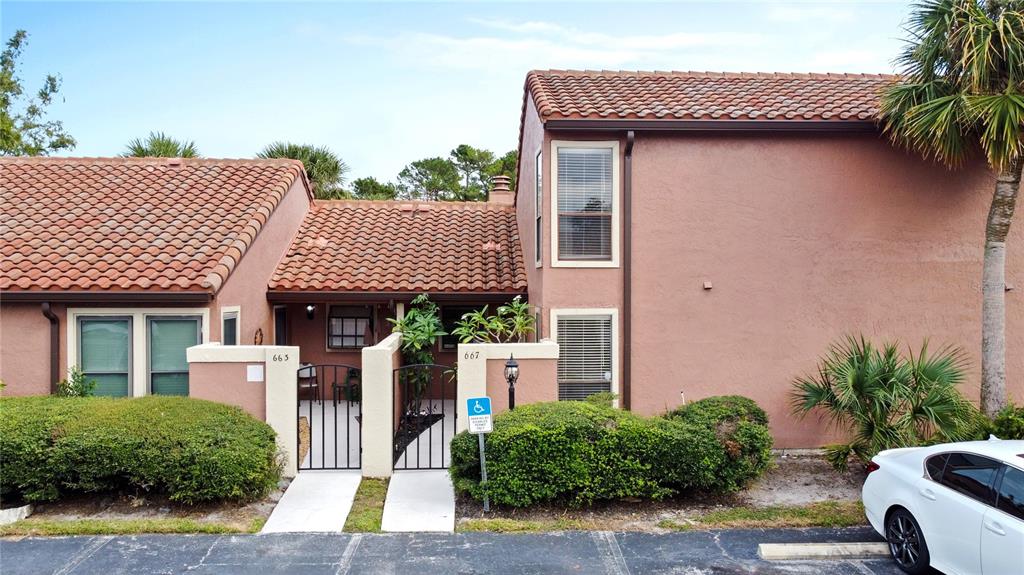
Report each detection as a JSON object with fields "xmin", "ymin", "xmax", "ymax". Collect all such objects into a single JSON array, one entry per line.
[
  {"xmin": 148, "ymin": 316, "xmax": 200, "ymax": 396},
  {"xmin": 78, "ymin": 317, "xmax": 132, "ymax": 397}
]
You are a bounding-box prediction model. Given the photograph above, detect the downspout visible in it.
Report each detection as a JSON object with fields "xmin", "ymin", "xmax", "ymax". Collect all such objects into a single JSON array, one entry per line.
[
  {"xmin": 41, "ymin": 302, "xmax": 60, "ymax": 394},
  {"xmin": 623, "ymin": 131, "xmax": 634, "ymax": 410}
]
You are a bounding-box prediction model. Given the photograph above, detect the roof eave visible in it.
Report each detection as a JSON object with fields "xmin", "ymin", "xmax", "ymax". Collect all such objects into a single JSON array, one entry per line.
[
  {"xmin": 542, "ymin": 118, "xmax": 880, "ymax": 132},
  {"xmin": 0, "ymin": 290, "xmax": 214, "ymax": 304},
  {"xmin": 266, "ymin": 290, "xmax": 528, "ymax": 303}
]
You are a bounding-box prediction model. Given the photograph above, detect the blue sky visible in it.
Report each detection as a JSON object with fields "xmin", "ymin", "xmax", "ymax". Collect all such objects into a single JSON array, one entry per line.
[{"xmin": 4, "ymin": 1, "xmax": 910, "ymax": 180}]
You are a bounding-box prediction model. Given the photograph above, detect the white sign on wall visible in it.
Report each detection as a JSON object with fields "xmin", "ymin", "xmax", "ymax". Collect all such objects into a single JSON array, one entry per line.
[{"xmin": 246, "ymin": 364, "xmax": 265, "ymax": 383}]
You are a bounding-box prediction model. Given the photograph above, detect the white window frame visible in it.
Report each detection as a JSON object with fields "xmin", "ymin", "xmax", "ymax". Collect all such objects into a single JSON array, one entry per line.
[
  {"xmin": 220, "ymin": 305, "xmax": 240, "ymax": 346},
  {"xmin": 535, "ymin": 149, "xmax": 543, "ymax": 268},
  {"xmin": 549, "ymin": 308, "xmax": 619, "ymax": 407},
  {"xmin": 67, "ymin": 307, "xmax": 210, "ymax": 397},
  {"xmin": 550, "ymin": 140, "xmax": 621, "ymax": 268}
]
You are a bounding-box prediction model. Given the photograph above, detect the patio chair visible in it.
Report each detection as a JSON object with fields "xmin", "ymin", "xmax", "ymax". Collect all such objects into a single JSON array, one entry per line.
[
  {"xmin": 297, "ymin": 364, "xmax": 321, "ymax": 404},
  {"xmin": 332, "ymin": 367, "xmax": 361, "ymax": 405}
]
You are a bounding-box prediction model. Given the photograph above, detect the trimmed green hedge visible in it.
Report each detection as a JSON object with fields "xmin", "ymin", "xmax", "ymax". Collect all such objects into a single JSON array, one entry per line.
[
  {"xmin": 1, "ymin": 396, "xmax": 280, "ymax": 503},
  {"xmin": 450, "ymin": 396, "xmax": 773, "ymax": 507}
]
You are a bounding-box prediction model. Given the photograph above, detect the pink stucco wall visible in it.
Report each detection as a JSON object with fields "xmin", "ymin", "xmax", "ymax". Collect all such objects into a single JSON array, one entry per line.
[
  {"xmin": 189, "ymin": 361, "xmax": 266, "ymax": 420},
  {"xmin": 614, "ymin": 131, "xmax": 1023, "ymax": 447},
  {"xmin": 522, "ymin": 121, "xmax": 1024, "ymax": 447},
  {"xmin": 0, "ymin": 302, "xmax": 66, "ymax": 395},
  {"xmin": 486, "ymin": 356, "xmax": 558, "ymax": 414},
  {"xmin": 214, "ymin": 178, "xmax": 311, "ymax": 345}
]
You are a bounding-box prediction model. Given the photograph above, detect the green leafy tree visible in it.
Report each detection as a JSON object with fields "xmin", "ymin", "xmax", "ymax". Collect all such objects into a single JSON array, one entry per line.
[
  {"xmin": 397, "ymin": 156, "xmax": 463, "ymax": 201},
  {"xmin": 450, "ymin": 144, "xmax": 495, "ymax": 201},
  {"xmin": 258, "ymin": 142, "xmax": 350, "ymax": 200},
  {"xmin": 351, "ymin": 176, "xmax": 400, "ymax": 200},
  {"xmin": 485, "ymin": 149, "xmax": 518, "ymax": 191},
  {"xmin": 880, "ymin": 0, "xmax": 1024, "ymax": 415},
  {"xmin": 0, "ymin": 30, "xmax": 75, "ymax": 156},
  {"xmin": 122, "ymin": 131, "xmax": 199, "ymax": 158},
  {"xmin": 792, "ymin": 336, "xmax": 982, "ymax": 471}
]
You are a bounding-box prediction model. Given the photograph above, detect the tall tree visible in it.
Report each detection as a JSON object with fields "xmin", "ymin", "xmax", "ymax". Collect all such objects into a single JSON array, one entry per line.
[
  {"xmin": 486, "ymin": 149, "xmax": 519, "ymax": 191},
  {"xmin": 123, "ymin": 132, "xmax": 199, "ymax": 158},
  {"xmin": 258, "ymin": 142, "xmax": 350, "ymax": 200},
  {"xmin": 351, "ymin": 176, "xmax": 399, "ymax": 200},
  {"xmin": 450, "ymin": 144, "xmax": 495, "ymax": 201},
  {"xmin": 880, "ymin": 0, "xmax": 1024, "ymax": 415},
  {"xmin": 0, "ymin": 30, "xmax": 75, "ymax": 156},
  {"xmin": 397, "ymin": 157, "xmax": 463, "ymax": 201}
]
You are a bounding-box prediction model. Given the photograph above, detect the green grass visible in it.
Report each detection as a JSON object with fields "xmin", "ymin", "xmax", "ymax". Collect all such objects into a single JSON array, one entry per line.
[
  {"xmin": 457, "ymin": 517, "xmax": 595, "ymax": 533},
  {"xmin": 658, "ymin": 501, "xmax": 867, "ymax": 531},
  {"xmin": 0, "ymin": 518, "xmax": 254, "ymax": 537},
  {"xmin": 343, "ymin": 478, "xmax": 388, "ymax": 533}
]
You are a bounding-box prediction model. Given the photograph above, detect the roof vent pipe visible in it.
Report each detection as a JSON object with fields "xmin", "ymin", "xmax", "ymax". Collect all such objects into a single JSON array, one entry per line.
[{"xmin": 488, "ymin": 175, "xmax": 515, "ymax": 206}]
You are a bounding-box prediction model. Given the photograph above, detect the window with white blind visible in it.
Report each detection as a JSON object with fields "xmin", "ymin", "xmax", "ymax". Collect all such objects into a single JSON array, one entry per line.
[
  {"xmin": 552, "ymin": 141, "xmax": 619, "ymax": 266},
  {"xmin": 328, "ymin": 306, "xmax": 374, "ymax": 349},
  {"xmin": 554, "ymin": 312, "xmax": 615, "ymax": 401}
]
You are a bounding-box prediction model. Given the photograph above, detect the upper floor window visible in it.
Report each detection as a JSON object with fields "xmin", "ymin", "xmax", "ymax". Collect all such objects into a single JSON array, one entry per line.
[
  {"xmin": 535, "ymin": 150, "xmax": 543, "ymax": 267},
  {"xmin": 551, "ymin": 141, "xmax": 619, "ymax": 267}
]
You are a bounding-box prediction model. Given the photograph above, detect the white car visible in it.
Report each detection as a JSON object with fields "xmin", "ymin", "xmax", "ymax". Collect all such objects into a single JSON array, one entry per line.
[{"xmin": 862, "ymin": 438, "xmax": 1024, "ymax": 575}]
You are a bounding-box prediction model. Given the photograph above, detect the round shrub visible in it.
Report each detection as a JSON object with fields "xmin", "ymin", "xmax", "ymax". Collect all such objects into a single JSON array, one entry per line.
[
  {"xmin": 668, "ymin": 395, "xmax": 769, "ymax": 427},
  {"xmin": 449, "ymin": 396, "xmax": 773, "ymax": 507},
  {"xmin": 0, "ymin": 396, "xmax": 281, "ymax": 504},
  {"xmin": 991, "ymin": 404, "xmax": 1024, "ymax": 439}
]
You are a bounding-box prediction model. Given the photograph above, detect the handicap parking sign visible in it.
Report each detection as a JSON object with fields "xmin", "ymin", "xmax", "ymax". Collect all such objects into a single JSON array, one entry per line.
[{"xmin": 467, "ymin": 396, "xmax": 492, "ymax": 434}]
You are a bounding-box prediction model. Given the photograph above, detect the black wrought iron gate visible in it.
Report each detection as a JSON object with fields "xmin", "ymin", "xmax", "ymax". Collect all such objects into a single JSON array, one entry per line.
[
  {"xmin": 393, "ymin": 363, "xmax": 456, "ymax": 470},
  {"xmin": 297, "ymin": 364, "xmax": 361, "ymax": 470}
]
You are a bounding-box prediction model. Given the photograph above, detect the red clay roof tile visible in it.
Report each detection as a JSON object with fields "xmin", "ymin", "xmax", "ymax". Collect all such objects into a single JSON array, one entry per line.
[
  {"xmin": 269, "ymin": 200, "xmax": 527, "ymax": 294},
  {"xmin": 526, "ymin": 69, "xmax": 897, "ymax": 122},
  {"xmin": 1, "ymin": 157, "xmax": 309, "ymax": 294}
]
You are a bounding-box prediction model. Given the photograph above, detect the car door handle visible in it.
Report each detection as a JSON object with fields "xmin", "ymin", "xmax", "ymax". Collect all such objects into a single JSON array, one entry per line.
[
  {"xmin": 984, "ymin": 521, "xmax": 1006, "ymax": 536},
  {"xmin": 918, "ymin": 488, "xmax": 937, "ymax": 501}
]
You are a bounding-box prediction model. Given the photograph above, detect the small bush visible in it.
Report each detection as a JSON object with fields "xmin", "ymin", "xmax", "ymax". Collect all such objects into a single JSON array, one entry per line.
[
  {"xmin": 668, "ymin": 395, "xmax": 769, "ymax": 427},
  {"xmin": 0, "ymin": 396, "xmax": 280, "ymax": 504},
  {"xmin": 450, "ymin": 396, "xmax": 773, "ymax": 507},
  {"xmin": 991, "ymin": 405, "xmax": 1024, "ymax": 439},
  {"xmin": 56, "ymin": 366, "xmax": 96, "ymax": 397}
]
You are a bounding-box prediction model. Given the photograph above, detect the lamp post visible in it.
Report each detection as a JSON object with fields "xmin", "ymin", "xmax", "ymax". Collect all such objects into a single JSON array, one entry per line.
[{"xmin": 504, "ymin": 354, "xmax": 519, "ymax": 410}]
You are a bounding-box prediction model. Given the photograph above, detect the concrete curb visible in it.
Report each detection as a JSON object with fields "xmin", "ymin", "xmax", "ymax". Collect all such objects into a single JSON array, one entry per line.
[
  {"xmin": 758, "ymin": 542, "xmax": 889, "ymax": 560},
  {"xmin": 0, "ymin": 504, "xmax": 33, "ymax": 526}
]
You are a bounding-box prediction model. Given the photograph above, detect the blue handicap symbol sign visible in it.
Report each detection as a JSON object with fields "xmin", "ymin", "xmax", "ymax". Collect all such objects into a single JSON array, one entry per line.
[{"xmin": 467, "ymin": 396, "xmax": 492, "ymax": 416}]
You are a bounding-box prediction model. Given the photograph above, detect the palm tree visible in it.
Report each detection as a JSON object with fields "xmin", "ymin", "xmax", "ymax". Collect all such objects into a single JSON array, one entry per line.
[
  {"xmin": 880, "ymin": 0, "xmax": 1024, "ymax": 416},
  {"xmin": 257, "ymin": 142, "xmax": 350, "ymax": 200},
  {"xmin": 122, "ymin": 132, "xmax": 199, "ymax": 158}
]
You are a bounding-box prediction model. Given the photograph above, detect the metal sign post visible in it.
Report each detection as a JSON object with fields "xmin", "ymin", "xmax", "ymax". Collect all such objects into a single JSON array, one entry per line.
[{"xmin": 467, "ymin": 396, "xmax": 493, "ymax": 512}]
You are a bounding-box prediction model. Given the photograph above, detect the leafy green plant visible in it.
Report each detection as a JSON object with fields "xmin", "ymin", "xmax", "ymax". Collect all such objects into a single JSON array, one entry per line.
[
  {"xmin": 1, "ymin": 396, "xmax": 280, "ymax": 503},
  {"xmin": 449, "ymin": 396, "xmax": 772, "ymax": 507},
  {"xmin": 451, "ymin": 295, "xmax": 536, "ymax": 344},
  {"xmin": 389, "ymin": 294, "xmax": 447, "ymax": 416},
  {"xmin": 56, "ymin": 366, "xmax": 95, "ymax": 397},
  {"xmin": 990, "ymin": 404, "xmax": 1024, "ymax": 439},
  {"xmin": 791, "ymin": 335, "xmax": 980, "ymax": 471}
]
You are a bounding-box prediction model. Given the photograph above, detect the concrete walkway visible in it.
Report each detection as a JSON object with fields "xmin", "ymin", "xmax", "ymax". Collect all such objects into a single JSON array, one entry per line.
[
  {"xmin": 380, "ymin": 470, "xmax": 455, "ymax": 532},
  {"xmin": 261, "ymin": 470, "xmax": 361, "ymax": 533},
  {"xmin": 0, "ymin": 527, "xmax": 899, "ymax": 575}
]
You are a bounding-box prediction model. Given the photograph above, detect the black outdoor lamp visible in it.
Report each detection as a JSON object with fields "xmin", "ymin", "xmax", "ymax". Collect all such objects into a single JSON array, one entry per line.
[
  {"xmin": 504, "ymin": 354, "xmax": 519, "ymax": 410},
  {"xmin": 305, "ymin": 304, "xmax": 316, "ymax": 320}
]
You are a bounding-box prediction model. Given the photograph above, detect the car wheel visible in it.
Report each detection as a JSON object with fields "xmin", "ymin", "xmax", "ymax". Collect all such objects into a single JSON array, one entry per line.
[{"xmin": 885, "ymin": 508, "xmax": 930, "ymax": 575}]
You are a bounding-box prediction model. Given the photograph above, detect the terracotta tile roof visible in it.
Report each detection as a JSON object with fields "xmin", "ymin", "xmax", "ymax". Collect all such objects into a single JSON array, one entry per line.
[
  {"xmin": 526, "ymin": 70, "xmax": 897, "ymax": 122},
  {"xmin": 270, "ymin": 200, "xmax": 527, "ymax": 294},
  {"xmin": 1, "ymin": 157, "xmax": 309, "ymax": 294}
]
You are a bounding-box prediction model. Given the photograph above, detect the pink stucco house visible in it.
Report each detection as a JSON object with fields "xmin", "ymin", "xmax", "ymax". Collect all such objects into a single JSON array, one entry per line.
[{"xmin": 1, "ymin": 69, "xmax": 1021, "ymax": 448}]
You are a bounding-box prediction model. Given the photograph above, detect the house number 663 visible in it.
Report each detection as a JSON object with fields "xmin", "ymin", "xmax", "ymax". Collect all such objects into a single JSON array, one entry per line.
[{"xmin": 272, "ymin": 354, "xmax": 290, "ymax": 362}]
